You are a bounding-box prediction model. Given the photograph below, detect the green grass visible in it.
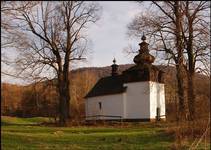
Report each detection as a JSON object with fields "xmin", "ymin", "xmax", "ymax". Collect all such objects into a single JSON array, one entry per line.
[
  {"xmin": 1, "ymin": 116, "xmax": 209, "ymax": 150},
  {"xmin": 1, "ymin": 116, "xmax": 51, "ymax": 125}
]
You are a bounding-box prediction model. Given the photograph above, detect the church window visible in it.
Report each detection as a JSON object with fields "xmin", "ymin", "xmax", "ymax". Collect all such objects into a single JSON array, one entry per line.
[{"xmin": 99, "ymin": 102, "xmax": 102, "ymax": 110}]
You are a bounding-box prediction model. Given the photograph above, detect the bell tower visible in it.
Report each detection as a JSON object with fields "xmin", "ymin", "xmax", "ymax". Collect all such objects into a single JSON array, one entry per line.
[
  {"xmin": 123, "ymin": 34, "xmax": 164, "ymax": 83},
  {"xmin": 122, "ymin": 33, "xmax": 166, "ymax": 121},
  {"xmin": 133, "ymin": 34, "xmax": 155, "ymax": 67}
]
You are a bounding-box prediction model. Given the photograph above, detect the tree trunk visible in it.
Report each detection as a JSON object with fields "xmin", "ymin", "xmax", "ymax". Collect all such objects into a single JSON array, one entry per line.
[
  {"xmin": 187, "ymin": 72, "xmax": 195, "ymax": 121},
  {"xmin": 58, "ymin": 73, "xmax": 70, "ymax": 126},
  {"xmin": 174, "ymin": 1, "xmax": 186, "ymax": 120},
  {"xmin": 176, "ymin": 65, "xmax": 186, "ymax": 119},
  {"xmin": 186, "ymin": 12, "xmax": 195, "ymax": 121}
]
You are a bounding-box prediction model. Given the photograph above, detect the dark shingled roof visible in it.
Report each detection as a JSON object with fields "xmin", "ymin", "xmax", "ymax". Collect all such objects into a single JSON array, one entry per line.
[
  {"xmin": 85, "ymin": 35, "xmax": 165, "ymax": 98},
  {"xmin": 85, "ymin": 65, "xmax": 164, "ymax": 98},
  {"xmin": 85, "ymin": 75, "xmax": 127, "ymax": 98}
]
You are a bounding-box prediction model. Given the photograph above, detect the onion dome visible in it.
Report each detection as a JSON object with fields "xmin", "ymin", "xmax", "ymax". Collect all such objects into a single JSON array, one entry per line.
[
  {"xmin": 133, "ymin": 34, "xmax": 155, "ymax": 66},
  {"xmin": 111, "ymin": 58, "xmax": 118, "ymax": 76}
]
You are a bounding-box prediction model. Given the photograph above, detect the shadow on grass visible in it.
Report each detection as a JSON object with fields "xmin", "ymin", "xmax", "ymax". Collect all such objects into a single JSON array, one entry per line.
[{"xmin": 1, "ymin": 121, "xmax": 40, "ymax": 126}]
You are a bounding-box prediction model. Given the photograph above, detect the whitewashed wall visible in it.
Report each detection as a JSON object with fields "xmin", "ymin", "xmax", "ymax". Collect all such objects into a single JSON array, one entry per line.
[
  {"xmin": 123, "ymin": 82, "xmax": 150, "ymax": 119},
  {"xmin": 149, "ymin": 81, "xmax": 166, "ymax": 119},
  {"xmin": 85, "ymin": 93, "xmax": 125, "ymax": 120},
  {"xmin": 85, "ymin": 81, "xmax": 165, "ymax": 121}
]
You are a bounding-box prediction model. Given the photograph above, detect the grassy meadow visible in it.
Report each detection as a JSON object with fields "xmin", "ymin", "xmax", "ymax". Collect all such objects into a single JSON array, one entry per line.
[{"xmin": 1, "ymin": 116, "xmax": 209, "ymax": 150}]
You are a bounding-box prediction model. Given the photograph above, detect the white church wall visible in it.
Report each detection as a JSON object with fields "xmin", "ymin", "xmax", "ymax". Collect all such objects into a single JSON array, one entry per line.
[
  {"xmin": 85, "ymin": 81, "xmax": 165, "ymax": 121},
  {"xmin": 123, "ymin": 82, "xmax": 150, "ymax": 119},
  {"xmin": 149, "ymin": 81, "xmax": 166, "ymax": 119},
  {"xmin": 85, "ymin": 93, "xmax": 124, "ymax": 120}
]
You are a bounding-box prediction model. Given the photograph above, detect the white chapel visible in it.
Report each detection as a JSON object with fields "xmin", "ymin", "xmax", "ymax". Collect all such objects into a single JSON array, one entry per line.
[{"xmin": 85, "ymin": 35, "xmax": 166, "ymax": 121}]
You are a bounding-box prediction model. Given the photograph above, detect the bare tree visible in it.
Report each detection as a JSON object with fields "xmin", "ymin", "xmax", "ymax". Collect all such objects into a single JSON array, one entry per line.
[
  {"xmin": 2, "ymin": 1, "xmax": 101, "ymax": 126},
  {"xmin": 1, "ymin": 1, "xmax": 38, "ymax": 80},
  {"xmin": 1, "ymin": 1, "xmax": 38, "ymax": 48},
  {"xmin": 181, "ymin": 1, "xmax": 210, "ymax": 120},
  {"xmin": 127, "ymin": 1, "xmax": 210, "ymax": 120},
  {"xmin": 70, "ymin": 70, "xmax": 97, "ymax": 121}
]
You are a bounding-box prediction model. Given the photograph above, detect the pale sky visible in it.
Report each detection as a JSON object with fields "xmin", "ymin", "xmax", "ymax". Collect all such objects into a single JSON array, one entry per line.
[
  {"xmin": 1, "ymin": 1, "xmax": 150, "ymax": 84},
  {"xmin": 85, "ymin": 1, "xmax": 145, "ymax": 67},
  {"xmin": 76, "ymin": 1, "xmax": 152, "ymax": 68}
]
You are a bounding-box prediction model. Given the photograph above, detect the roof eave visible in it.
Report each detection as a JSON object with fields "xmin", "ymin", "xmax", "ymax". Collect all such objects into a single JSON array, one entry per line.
[{"xmin": 84, "ymin": 87, "xmax": 127, "ymax": 99}]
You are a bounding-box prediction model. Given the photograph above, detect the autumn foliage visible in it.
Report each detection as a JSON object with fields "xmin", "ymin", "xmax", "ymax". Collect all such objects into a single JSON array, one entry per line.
[{"xmin": 1, "ymin": 65, "xmax": 209, "ymax": 122}]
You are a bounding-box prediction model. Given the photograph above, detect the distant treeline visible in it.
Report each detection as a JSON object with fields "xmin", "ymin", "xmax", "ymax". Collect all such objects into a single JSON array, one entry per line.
[{"xmin": 1, "ymin": 65, "xmax": 210, "ymax": 121}]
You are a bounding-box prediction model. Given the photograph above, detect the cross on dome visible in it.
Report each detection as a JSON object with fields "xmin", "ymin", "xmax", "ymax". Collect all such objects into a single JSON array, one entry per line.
[
  {"xmin": 113, "ymin": 58, "xmax": 116, "ymax": 64},
  {"xmin": 141, "ymin": 32, "xmax": 146, "ymax": 41}
]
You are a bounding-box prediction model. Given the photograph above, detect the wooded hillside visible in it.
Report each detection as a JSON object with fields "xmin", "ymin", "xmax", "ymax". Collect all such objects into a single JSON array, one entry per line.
[{"xmin": 1, "ymin": 64, "xmax": 210, "ymax": 121}]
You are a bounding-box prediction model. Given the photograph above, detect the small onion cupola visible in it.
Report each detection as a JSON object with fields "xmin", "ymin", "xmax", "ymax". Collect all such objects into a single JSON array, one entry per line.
[
  {"xmin": 133, "ymin": 33, "xmax": 155, "ymax": 67},
  {"xmin": 111, "ymin": 58, "xmax": 118, "ymax": 76}
]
